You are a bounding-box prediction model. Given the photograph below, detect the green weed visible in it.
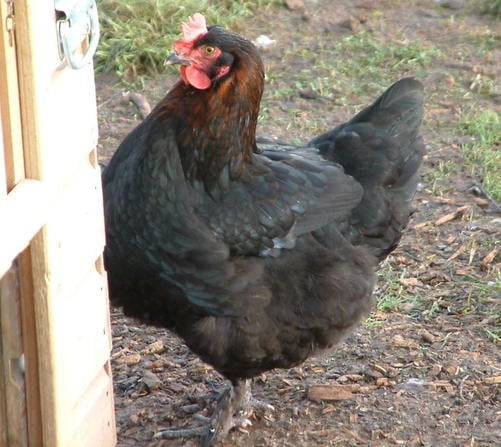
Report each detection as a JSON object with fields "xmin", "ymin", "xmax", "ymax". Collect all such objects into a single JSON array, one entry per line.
[{"xmin": 484, "ymin": 328, "xmax": 500, "ymax": 342}]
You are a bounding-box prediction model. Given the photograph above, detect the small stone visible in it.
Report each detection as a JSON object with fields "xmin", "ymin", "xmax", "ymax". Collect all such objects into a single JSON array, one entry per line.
[
  {"xmin": 129, "ymin": 414, "xmax": 139, "ymax": 424},
  {"xmin": 399, "ymin": 378, "xmax": 426, "ymax": 392},
  {"xmin": 445, "ymin": 365, "xmax": 461, "ymax": 376},
  {"xmin": 376, "ymin": 377, "xmax": 392, "ymax": 387},
  {"xmin": 253, "ymin": 35, "xmax": 277, "ymax": 50},
  {"xmin": 142, "ymin": 339, "xmax": 165, "ymax": 354},
  {"xmin": 429, "ymin": 364, "xmax": 442, "ymax": 377},
  {"xmin": 420, "ymin": 329, "xmax": 436, "ymax": 344},
  {"xmin": 284, "ymin": 0, "xmax": 304, "ymax": 10},
  {"xmin": 149, "ymin": 359, "xmax": 164, "ymax": 369},
  {"xmin": 142, "ymin": 370, "xmax": 162, "ymax": 390},
  {"xmin": 117, "ymin": 353, "xmax": 141, "ymax": 365}
]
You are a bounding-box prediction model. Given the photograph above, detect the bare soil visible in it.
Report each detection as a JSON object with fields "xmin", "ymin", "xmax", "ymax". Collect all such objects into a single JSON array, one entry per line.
[{"xmin": 96, "ymin": 1, "xmax": 500, "ymax": 446}]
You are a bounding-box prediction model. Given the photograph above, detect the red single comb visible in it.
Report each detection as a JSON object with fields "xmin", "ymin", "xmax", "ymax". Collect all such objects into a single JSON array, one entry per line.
[{"xmin": 181, "ymin": 13, "xmax": 208, "ymax": 42}]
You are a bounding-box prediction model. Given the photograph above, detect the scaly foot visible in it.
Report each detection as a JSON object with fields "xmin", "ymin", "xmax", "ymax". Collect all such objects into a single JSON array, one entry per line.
[{"xmin": 200, "ymin": 379, "xmax": 274, "ymax": 446}]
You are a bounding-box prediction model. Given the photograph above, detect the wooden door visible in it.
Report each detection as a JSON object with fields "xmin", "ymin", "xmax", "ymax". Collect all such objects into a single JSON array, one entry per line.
[{"xmin": 0, "ymin": 1, "xmax": 116, "ymax": 445}]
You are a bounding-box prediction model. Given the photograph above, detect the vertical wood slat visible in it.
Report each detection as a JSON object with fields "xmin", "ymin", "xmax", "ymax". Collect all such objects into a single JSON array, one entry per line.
[
  {"xmin": 0, "ymin": 263, "xmax": 29, "ymax": 447},
  {"xmin": 0, "ymin": 143, "xmax": 6, "ymax": 445},
  {"xmin": 0, "ymin": 115, "xmax": 6, "ymax": 196},
  {"xmin": 13, "ymin": 3, "xmax": 59, "ymax": 438},
  {"xmin": 0, "ymin": 117, "xmax": 5, "ymax": 447},
  {"xmin": 17, "ymin": 248, "xmax": 43, "ymax": 447},
  {"xmin": 0, "ymin": 0, "xmax": 25, "ymax": 190},
  {"xmin": 0, "ymin": 270, "xmax": 9, "ymax": 447},
  {"xmin": 0, "ymin": 330, "xmax": 6, "ymax": 447}
]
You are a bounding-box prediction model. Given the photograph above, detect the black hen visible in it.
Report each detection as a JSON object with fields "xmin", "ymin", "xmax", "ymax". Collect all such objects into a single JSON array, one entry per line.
[{"xmin": 103, "ymin": 13, "xmax": 425, "ymax": 446}]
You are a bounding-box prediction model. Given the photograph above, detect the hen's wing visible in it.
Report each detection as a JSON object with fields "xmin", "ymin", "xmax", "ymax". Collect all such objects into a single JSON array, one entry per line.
[{"xmin": 195, "ymin": 149, "xmax": 363, "ymax": 257}]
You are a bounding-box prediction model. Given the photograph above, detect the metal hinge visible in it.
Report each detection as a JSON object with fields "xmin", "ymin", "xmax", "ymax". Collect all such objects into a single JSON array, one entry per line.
[{"xmin": 55, "ymin": 0, "xmax": 100, "ymax": 69}]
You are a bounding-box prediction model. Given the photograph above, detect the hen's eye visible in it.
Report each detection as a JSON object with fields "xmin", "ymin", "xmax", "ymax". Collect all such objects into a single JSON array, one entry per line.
[{"xmin": 205, "ymin": 46, "xmax": 215, "ymax": 55}]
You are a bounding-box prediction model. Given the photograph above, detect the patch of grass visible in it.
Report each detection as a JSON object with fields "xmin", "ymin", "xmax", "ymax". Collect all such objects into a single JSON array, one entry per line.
[
  {"xmin": 269, "ymin": 85, "xmax": 295, "ymax": 99},
  {"xmin": 468, "ymin": 28, "xmax": 500, "ymax": 52},
  {"xmin": 95, "ymin": 0, "xmax": 279, "ymax": 86},
  {"xmin": 424, "ymin": 299, "xmax": 443, "ymax": 320},
  {"xmin": 423, "ymin": 160, "xmax": 459, "ymax": 195},
  {"xmin": 457, "ymin": 274, "xmax": 500, "ymax": 341},
  {"xmin": 365, "ymin": 268, "xmax": 420, "ymax": 328},
  {"xmin": 328, "ymin": 32, "xmax": 442, "ymax": 93},
  {"xmin": 375, "ymin": 268, "xmax": 417, "ymax": 313},
  {"xmin": 364, "ymin": 314, "xmax": 385, "ymax": 328},
  {"xmin": 463, "ymin": 281, "xmax": 497, "ymax": 313},
  {"xmin": 472, "ymin": 0, "xmax": 501, "ymax": 19},
  {"xmin": 469, "ymin": 75, "xmax": 498, "ymax": 98},
  {"xmin": 459, "ymin": 109, "xmax": 501, "ymax": 201},
  {"xmin": 437, "ymin": 160, "xmax": 459, "ymax": 177},
  {"xmin": 377, "ymin": 291, "xmax": 406, "ymax": 312},
  {"xmin": 263, "ymin": 29, "xmax": 441, "ymax": 116}
]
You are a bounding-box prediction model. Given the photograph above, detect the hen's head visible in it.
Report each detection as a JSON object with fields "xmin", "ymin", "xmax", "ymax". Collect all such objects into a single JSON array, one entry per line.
[{"xmin": 166, "ymin": 13, "xmax": 262, "ymax": 90}]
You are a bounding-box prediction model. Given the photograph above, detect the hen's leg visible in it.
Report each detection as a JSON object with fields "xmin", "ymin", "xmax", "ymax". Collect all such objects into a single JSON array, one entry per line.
[
  {"xmin": 200, "ymin": 379, "xmax": 250, "ymax": 447},
  {"xmin": 154, "ymin": 379, "xmax": 273, "ymax": 445},
  {"xmin": 152, "ymin": 386, "xmax": 244, "ymax": 444},
  {"xmin": 201, "ymin": 379, "xmax": 274, "ymax": 447},
  {"xmin": 235, "ymin": 379, "xmax": 275, "ymax": 419}
]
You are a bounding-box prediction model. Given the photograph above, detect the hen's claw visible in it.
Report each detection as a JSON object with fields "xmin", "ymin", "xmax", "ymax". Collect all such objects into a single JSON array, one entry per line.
[
  {"xmin": 244, "ymin": 397, "xmax": 275, "ymax": 414},
  {"xmin": 200, "ymin": 386, "xmax": 236, "ymax": 447},
  {"xmin": 200, "ymin": 379, "xmax": 272, "ymax": 446}
]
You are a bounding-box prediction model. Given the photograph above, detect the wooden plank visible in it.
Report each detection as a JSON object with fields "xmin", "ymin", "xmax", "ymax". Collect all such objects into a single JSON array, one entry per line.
[
  {"xmin": 0, "ymin": 115, "xmax": 6, "ymax": 197},
  {"xmin": 17, "ymin": 249, "xmax": 43, "ymax": 447},
  {"xmin": 0, "ymin": 263, "xmax": 9, "ymax": 447},
  {"xmin": 27, "ymin": 228, "xmax": 58, "ymax": 445},
  {"xmin": 0, "ymin": 262, "xmax": 29, "ymax": 447},
  {"xmin": 69, "ymin": 364, "xmax": 115, "ymax": 447},
  {"xmin": 0, "ymin": 179, "xmax": 49, "ymax": 278},
  {"xmin": 44, "ymin": 161, "xmax": 105, "ymax": 299},
  {"xmin": 46, "ymin": 68, "xmax": 99, "ymax": 182},
  {"xmin": 42, "ymin": 160, "xmax": 114, "ymax": 446},
  {"xmin": 54, "ymin": 269, "xmax": 111, "ymax": 407},
  {"xmin": 15, "ymin": 2, "xmax": 99, "ymax": 187},
  {"xmin": 13, "ymin": 0, "xmax": 49, "ymax": 183},
  {"xmin": 0, "ymin": 349, "xmax": 6, "ymax": 447},
  {"xmin": 0, "ymin": 0, "xmax": 25, "ymax": 190}
]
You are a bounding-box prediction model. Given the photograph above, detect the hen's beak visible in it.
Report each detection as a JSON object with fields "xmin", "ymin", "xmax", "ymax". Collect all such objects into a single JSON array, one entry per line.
[{"xmin": 164, "ymin": 53, "xmax": 191, "ymax": 66}]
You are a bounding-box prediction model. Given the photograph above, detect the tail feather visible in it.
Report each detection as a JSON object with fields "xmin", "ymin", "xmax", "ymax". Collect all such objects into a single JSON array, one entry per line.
[{"xmin": 310, "ymin": 78, "xmax": 426, "ymax": 259}]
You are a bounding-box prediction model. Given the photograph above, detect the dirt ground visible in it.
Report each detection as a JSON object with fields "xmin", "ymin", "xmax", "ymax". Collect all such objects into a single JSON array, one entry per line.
[{"xmin": 96, "ymin": 1, "xmax": 500, "ymax": 446}]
